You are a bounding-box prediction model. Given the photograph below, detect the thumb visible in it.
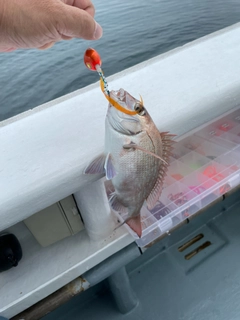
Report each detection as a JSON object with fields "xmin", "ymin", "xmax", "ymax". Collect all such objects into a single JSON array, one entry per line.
[{"xmin": 57, "ymin": 4, "xmax": 103, "ymax": 40}]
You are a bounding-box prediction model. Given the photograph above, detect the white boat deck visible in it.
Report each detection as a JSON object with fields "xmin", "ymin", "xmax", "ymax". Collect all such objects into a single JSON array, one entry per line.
[{"xmin": 1, "ymin": 23, "xmax": 240, "ymax": 318}]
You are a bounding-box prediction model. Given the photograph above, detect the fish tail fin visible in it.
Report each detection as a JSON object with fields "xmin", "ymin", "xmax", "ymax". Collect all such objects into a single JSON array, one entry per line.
[
  {"xmin": 114, "ymin": 215, "xmax": 142, "ymax": 237},
  {"xmin": 126, "ymin": 215, "xmax": 142, "ymax": 237}
]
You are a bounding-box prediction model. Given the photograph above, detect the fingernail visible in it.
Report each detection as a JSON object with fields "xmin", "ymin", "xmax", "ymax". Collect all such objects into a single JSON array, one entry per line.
[{"xmin": 94, "ymin": 22, "xmax": 103, "ymax": 40}]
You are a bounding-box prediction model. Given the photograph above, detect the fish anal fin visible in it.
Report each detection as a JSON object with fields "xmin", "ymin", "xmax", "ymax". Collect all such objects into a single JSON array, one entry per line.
[
  {"xmin": 126, "ymin": 215, "xmax": 142, "ymax": 237},
  {"xmin": 104, "ymin": 153, "xmax": 117, "ymax": 180},
  {"xmin": 84, "ymin": 154, "xmax": 106, "ymax": 175},
  {"xmin": 109, "ymin": 193, "xmax": 128, "ymax": 214},
  {"xmin": 104, "ymin": 180, "xmax": 115, "ymax": 198}
]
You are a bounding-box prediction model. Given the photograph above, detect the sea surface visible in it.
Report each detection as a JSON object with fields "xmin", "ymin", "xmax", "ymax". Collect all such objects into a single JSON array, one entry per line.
[{"xmin": 1, "ymin": 0, "xmax": 240, "ymax": 121}]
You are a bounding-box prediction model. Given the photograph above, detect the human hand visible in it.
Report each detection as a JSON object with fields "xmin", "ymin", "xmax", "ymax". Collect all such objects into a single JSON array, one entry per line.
[{"xmin": 0, "ymin": 0, "xmax": 103, "ymax": 52}]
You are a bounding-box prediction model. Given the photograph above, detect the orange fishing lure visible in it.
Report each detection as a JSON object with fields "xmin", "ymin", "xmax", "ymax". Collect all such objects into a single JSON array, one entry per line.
[{"xmin": 84, "ymin": 48, "xmax": 138, "ymax": 115}]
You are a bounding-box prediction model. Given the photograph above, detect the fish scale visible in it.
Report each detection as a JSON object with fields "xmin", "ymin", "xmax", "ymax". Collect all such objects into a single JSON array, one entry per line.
[{"xmin": 106, "ymin": 130, "xmax": 160, "ymax": 200}]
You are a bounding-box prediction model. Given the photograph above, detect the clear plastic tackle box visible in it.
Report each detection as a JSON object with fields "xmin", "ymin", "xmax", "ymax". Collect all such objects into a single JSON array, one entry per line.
[{"xmin": 106, "ymin": 107, "xmax": 240, "ymax": 247}]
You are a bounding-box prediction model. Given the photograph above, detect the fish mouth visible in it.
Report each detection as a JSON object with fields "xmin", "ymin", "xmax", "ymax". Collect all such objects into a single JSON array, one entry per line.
[
  {"xmin": 107, "ymin": 101, "xmax": 141, "ymax": 136},
  {"xmin": 107, "ymin": 102, "xmax": 138, "ymax": 122},
  {"xmin": 107, "ymin": 88, "xmax": 142, "ymax": 135},
  {"xmin": 110, "ymin": 88, "xmax": 137, "ymax": 113}
]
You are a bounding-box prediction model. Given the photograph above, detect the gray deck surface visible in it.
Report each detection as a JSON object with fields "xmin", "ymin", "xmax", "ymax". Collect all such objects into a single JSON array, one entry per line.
[{"xmin": 44, "ymin": 190, "xmax": 240, "ymax": 320}]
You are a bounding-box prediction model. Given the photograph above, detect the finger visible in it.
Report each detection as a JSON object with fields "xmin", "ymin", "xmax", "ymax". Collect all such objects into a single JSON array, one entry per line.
[
  {"xmin": 38, "ymin": 42, "xmax": 55, "ymax": 50},
  {"xmin": 73, "ymin": 0, "xmax": 95, "ymax": 17},
  {"xmin": 62, "ymin": 0, "xmax": 95, "ymax": 17},
  {"xmin": 58, "ymin": 4, "xmax": 102, "ymax": 40}
]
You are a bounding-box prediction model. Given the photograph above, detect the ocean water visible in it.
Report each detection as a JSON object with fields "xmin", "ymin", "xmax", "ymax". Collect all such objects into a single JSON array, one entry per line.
[{"xmin": 0, "ymin": 0, "xmax": 240, "ymax": 121}]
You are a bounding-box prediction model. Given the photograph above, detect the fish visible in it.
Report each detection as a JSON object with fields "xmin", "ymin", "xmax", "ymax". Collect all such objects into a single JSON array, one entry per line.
[{"xmin": 84, "ymin": 87, "xmax": 174, "ymax": 237}]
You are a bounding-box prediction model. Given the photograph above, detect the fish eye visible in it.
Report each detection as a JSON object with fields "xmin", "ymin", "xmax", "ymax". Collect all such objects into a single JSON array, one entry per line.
[{"xmin": 134, "ymin": 103, "xmax": 146, "ymax": 116}]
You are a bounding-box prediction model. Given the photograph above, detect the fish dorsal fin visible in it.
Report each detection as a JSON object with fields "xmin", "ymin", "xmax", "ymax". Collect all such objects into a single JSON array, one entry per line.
[
  {"xmin": 104, "ymin": 179, "xmax": 115, "ymax": 197},
  {"xmin": 84, "ymin": 153, "xmax": 106, "ymax": 175},
  {"xmin": 160, "ymin": 132, "xmax": 177, "ymax": 145},
  {"xmin": 146, "ymin": 132, "xmax": 175, "ymax": 210},
  {"xmin": 104, "ymin": 153, "xmax": 117, "ymax": 180},
  {"xmin": 146, "ymin": 172, "xmax": 165, "ymax": 210},
  {"xmin": 160, "ymin": 131, "xmax": 176, "ymax": 162},
  {"xmin": 109, "ymin": 192, "xmax": 128, "ymax": 214}
]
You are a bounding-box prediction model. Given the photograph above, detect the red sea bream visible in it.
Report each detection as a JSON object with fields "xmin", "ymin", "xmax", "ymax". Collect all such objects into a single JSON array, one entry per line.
[{"xmin": 85, "ymin": 88, "xmax": 174, "ymax": 237}]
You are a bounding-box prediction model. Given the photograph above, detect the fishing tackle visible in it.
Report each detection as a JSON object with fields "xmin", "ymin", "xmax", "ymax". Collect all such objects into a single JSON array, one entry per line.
[{"xmin": 84, "ymin": 48, "xmax": 139, "ymax": 116}]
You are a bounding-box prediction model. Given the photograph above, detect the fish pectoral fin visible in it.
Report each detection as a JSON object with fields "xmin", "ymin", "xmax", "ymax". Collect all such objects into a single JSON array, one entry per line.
[
  {"xmin": 109, "ymin": 193, "xmax": 128, "ymax": 214},
  {"xmin": 104, "ymin": 153, "xmax": 117, "ymax": 180},
  {"xmin": 123, "ymin": 143, "xmax": 168, "ymax": 165},
  {"xmin": 84, "ymin": 153, "xmax": 106, "ymax": 175}
]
